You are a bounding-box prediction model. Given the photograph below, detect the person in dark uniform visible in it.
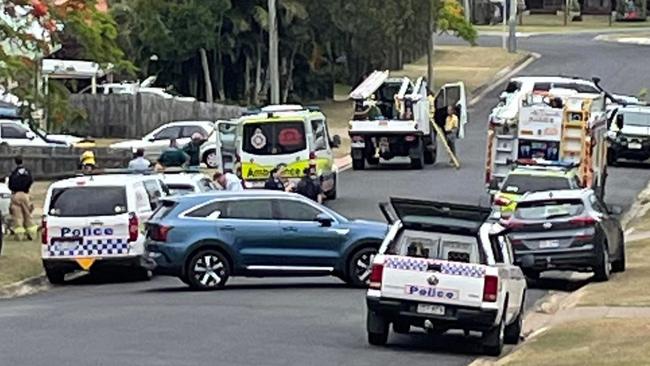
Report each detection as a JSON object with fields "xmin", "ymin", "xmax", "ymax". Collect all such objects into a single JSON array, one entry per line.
[
  {"xmin": 8, "ymin": 157, "xmax": 36, "ymax": 240},
  {"xmin": 295, "ymin": 168, "xmax": 324, "ymax": 204},
  {"xmin": 264, "ymin": 166, "xmax": 285, "ymax": 191}
]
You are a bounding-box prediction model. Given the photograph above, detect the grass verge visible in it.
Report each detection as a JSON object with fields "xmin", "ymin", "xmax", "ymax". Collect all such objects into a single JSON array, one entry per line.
[
  {"xmin": 0, "ymin": 239, "xmax": 43, "ymax": 288},
  {"xmin": 499, "ymin": 318, "xmax": 650, "ymax": 366}
]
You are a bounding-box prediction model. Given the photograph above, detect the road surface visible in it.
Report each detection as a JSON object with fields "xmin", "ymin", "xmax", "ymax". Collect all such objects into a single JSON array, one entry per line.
[{"xmin": 1, "ymin": 33, "xmax": 649, "ymax": 366}]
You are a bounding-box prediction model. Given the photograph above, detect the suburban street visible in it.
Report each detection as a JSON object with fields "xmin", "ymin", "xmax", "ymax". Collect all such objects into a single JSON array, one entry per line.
[{"xmin": 1, "ymin": 32, "xmax": 650, "ymax": 366}]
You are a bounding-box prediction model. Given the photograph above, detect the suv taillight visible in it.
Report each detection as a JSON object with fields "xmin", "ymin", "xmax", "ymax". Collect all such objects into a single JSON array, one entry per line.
[
  {"xmin": 149, "ymin": 225, "xmax": 172, "ymax": 242},
  {"xmin": 569, "ymin": 216, "xmax": 597, "ymax": 227},
  {"xmin": 369, "ymin": 263, "xmax": 384, "ymax": 289},
  {"xmin": 41, "ymin": 216, "xmax": 48, "ymax": 245},
  {"xmin": 483, "ymin": 275, "xmax": 499, "ymax": 302},
  {"xmin": 128, "ymin": 213, "xmax": 139, "ymax": 242}
]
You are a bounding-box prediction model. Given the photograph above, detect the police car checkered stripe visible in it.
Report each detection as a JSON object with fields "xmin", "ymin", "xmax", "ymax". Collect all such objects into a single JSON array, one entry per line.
[
  {"xmin": 47, "ymin": 239, "xmax": 130, "ymax": 257},
  {"xmin": 384, "ymin": 256, "xmax": 486, "ymax": 278}
]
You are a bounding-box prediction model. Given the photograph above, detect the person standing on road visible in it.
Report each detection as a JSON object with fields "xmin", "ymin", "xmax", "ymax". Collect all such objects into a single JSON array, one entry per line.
[
  {"xmin": 157, "ymin": 138, "xmax": 188, "ymax": 169},
  {"xmin": 295, "ymin": 168, "xmax": 325, "ymax": 204},
  {"xmin": 8, "ymin": 157, "xmax": 36, "ymax": 240},
  {"xmin": 128, "ymin": 148, "xmax": 151, "ymax": 172},
  {"xmin": 183, "ymin": 133, "xmax": 204, "ymax": 168},
  {"xmin": 444, "ymin": 105, "xmax": 459, "ymax": 164},
  {"xmin": 264, "ymin": 166, "xmax": 286, "ymax": 191},
  {"xmin": 214, "ymin": 171, "xmax": 244, "ymax": 191}
]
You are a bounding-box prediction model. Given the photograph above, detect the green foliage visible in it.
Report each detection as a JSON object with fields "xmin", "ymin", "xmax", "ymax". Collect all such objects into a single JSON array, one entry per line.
[{"xmin": 437, "ymin": 0, "xmax": 478, "ymax": 45}]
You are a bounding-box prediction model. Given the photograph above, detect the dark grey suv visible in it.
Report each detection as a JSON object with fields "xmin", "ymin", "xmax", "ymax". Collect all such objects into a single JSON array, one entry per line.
[{"xmin": 501, "ymin": 189, "xmax": 625, "ymax": 282}]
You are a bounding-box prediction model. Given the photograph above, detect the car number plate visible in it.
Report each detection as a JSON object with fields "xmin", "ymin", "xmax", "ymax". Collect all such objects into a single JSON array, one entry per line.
[
  {"xmin": 54, "ymin": 240, "xmax": 79, "ymax": 251},
  {"xmin": 539, "ymin": 239, "xmax": 560, "ymax": 249},
  {"xmin": 416, "ymin": 304, "xmax": 445, "ymax": 315},
  {"xmin": 629, "ymin": 142, "xmax": 642, "ymax": 150}
]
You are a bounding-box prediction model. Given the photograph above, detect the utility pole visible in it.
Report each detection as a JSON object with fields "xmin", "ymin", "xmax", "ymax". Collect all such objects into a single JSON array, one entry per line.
[
  {"xmin": 508, "ymin": 0, "xmax": 517, "ymax": 53},
  {"xmin": 564, "ymin": 0, "xmax": 569, "ymax": 26},
  {"xmin": 268, "ymin": 0, "xmax": 280, "ymax": 104},
  {"xmin": 427, "ymin": 0, "xmax": 436, "ymax": 88},
  {"xmin": 464, "ymin": 0, "xmax": 471, "ymax": 23},
  {"xmin": 501, "ymin": 0, "xmax": 507, "ymax": 50}
]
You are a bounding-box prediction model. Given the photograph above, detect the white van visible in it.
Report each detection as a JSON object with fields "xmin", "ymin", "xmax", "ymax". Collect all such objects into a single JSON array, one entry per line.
[{"xmin": 41, "ymin": 174, "xmax": 167, "ymax": 284}]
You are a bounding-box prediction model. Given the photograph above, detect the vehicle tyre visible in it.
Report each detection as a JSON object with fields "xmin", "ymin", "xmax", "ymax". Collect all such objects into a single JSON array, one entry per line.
[
  {"xmin": 393, "ymin": 321, "xmax": 410, "ymax": 334},
  {"xmin": 186, "ymin": 249, "xmax": 230, "ymax": 290},
  {"xmin": 203, "ymin": 149, "xmax": 219, "ymax": 168},
  {"xmin": 523, "ymin": 270, "xmax": 540, "ymax": 281},
  {"xmin": 352, "ymin": 157, "xmax": 365, "ymax": 171},
  {"xmin": 593, "ymin": 243, "xmax": 611, "ymax": 282},
  {"xmin": 346, "ymin": 246, "xmax": 378, "ymax": 288},
  {"xmin": 607, "ymin": 150, "xmax": 617, "ymax": 166},
  {"xmin": 45, "ymin": 267, "xmax": 66, "ymax": 285},
  {"xmin": 133, "ymin": 267, "xmax": 153, "ymax": 282},
  {"xmin": 367, "ymin": 311, "xmax": 389, "ymax": 346},
  {"xmin": 366, "ymin": 157, "xmax": 380, "ymax": 166},
  {"xmin": 410, "ymin": 141, "xmax": 424, "ymax": 170},
  {"xmin": 482, "ymin": 315, "xmax": 505, "ymax": 356},
  {"xmin": 504, "ymin": 310, "xmax": 523, "ymax": 345},
  {"xmin": 612, "ymin": 240, "xmax": 626, "ymax": 273},
  {"xmin": 325, "ymin": 173, "xmax": 337, "ymax": 200},
  {"xmin": 424, "ymin": 133, "xmax": 436, "ymax": 165}
]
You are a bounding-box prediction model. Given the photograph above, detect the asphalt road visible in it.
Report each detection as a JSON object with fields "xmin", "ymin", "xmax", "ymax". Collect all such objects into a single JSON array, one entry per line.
[{"xmin": 2, "ymin": 33, "xmax": 650, "ymax": 366}]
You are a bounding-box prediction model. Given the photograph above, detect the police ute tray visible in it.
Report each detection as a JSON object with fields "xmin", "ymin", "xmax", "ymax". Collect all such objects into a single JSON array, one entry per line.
[{"xmin": 389, "ymin": 197, "xmax": 490, "ymax": 235}]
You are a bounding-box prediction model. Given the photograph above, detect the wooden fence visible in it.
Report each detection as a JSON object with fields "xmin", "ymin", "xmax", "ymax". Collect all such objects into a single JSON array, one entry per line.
[
  {"xmin": 0, "ymin": 145, "xmax": 132, "ymax": 180},
  {"xmin": 69, "ymin": 94, "xmax": 244, "ymax": 139}
]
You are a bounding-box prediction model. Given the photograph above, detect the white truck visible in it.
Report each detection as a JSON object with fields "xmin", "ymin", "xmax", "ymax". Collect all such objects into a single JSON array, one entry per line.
[
  {"xmin": 348, "ymin": 70, "xmax": 467, "ymax": 170},
  {"xmin": 367, "ymin": 198, "xmax": 527, "ymax": 356}
]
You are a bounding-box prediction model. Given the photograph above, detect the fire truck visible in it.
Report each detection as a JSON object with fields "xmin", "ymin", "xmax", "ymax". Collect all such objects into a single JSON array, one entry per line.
[{"xmin": 485, "ymin": 89, "xmax": 610, "ymax": 199}]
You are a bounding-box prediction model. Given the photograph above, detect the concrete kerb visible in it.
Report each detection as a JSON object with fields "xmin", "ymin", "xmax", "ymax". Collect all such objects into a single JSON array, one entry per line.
[
  {"xmin": 468, "ymin": 52, "xmax": 541, "ymax": 108},
  {"xmin": 470, "ymin": 178, "xmax": 650, "ymax": 365},
  {"xmin": 0, "ymin": 274, "xmax": 48, "ymax": 300}
]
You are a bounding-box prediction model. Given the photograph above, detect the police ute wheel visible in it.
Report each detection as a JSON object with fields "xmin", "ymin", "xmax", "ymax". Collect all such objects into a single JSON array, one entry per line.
[
  {"xmin": 203, "ymin": 150, "xmax": 219, "ymax": 168},
  {"xmin": 186, "ymin": 250, "xmax": 230, "ymax": 290},
  {"xmin": 367, "ymin": 311, "xmax": 389, "ymax": 346},
  {"xmin": 45, "ymin": 267, "xmax": 66, "ymax": 285},
  {"xmin": 346, "ymin": 246, "xmax": 378, "ymax": 288},
  {"xmin": 133, "ymin": 268, "xmax": 152, "ymax": 282},
  {"xmin": 504, "ymin": 310, "xmax": 523, "ymax": 344},
  {"xmin": 593, "ymin": 244, "xmax": 611, "ymax": 282},
  {"xmin": 482, "ymin": 316, "xmax": 505, "ymax": 356}
]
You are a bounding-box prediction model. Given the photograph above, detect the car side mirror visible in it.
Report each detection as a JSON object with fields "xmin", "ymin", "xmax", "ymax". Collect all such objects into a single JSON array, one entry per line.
[
  {"xmin": 315, "ymin": 213, "xmax": 333, "ymax": 227},
  {"xmin": 330, "ymin": 135, "xmax": 341, "ymax": 148},
  {"xmin": 499, "ymin": 91, "xmax": 508, "ymax": 101},
  {"xmin": 148, "ymin": 137, "xmax": 156, "ymax": 142},
  {"xmin": 25, "ymin": 131, "xmax": 36, "ymax": 140},
  {"xmin": 616, "ymin": 114, "xmax": 624, "ymax": 130},
  {"xmin": 608, "ymin": 205, "xmax": 623, "ymax": 215}
]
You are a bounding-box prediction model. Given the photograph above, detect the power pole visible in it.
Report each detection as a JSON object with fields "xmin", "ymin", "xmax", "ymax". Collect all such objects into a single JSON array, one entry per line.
[
  {"xmin": 564, "ymin": 0, "xmax": 569, "ymax": 26},
  {"xmin": 508, "ymin": 0, "xmax": 517, "ymax": 53},
  {"xmin": 464, "ymin": 0, "xmax": 471, "ymax": 22},
  {"xmin": 268, "ymin": 0, "xmax": 280, "ymax": 104},
  {"xmin": 427, "ymin": 0, "xmax": 436, "ymax": 88}
]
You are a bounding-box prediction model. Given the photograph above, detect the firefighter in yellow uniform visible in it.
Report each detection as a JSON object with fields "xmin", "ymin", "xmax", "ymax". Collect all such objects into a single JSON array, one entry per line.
[
  {"xmin": 80, "ymin": 150, "xmax": 96, "ymax": 173},
  {"xmin": 8, "ymin": 157, "xmax": 37, "ymax": 240}
]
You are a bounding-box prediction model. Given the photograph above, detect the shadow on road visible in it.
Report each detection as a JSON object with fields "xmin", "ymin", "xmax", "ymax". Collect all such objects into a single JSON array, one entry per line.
[
  {"xmin": 144, "ymin": 281, "xmax": 356, "ymax": 293},
  {"xmin": 64, "ymin": 270, "xmax": 147, "ymax": 286},
  {"xmin": 384, "ymin": 330, "xmax": 486, "ymax": 356},
  {"xmin": 527, "ymin": 272, "xmax": 592, "ymax": 292}
]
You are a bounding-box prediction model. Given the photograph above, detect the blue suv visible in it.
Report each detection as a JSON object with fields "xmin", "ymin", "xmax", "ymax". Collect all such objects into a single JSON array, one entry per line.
[{"xmin": 145, "ymin": 191, "xmax": 388, "ymax": 290}]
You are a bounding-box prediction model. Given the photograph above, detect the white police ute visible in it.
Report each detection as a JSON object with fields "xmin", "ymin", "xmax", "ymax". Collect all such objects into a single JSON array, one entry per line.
[
  {"xmin": 41, "ymin": 173, "xmax": 166, "ymax": 284},
  {"xmin": 367, "ymin": 198, "xmax": 527, "ymax": 356}
]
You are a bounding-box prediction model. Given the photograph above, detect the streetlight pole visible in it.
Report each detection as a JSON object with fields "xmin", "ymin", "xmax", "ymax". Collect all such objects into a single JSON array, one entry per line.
[
  {"xmin": 268, "ymin": 0, "xmax": 280, "ymax": 105},
  {"xmin": 427, "ymin": 0, "xmax": 436, "ymax": 88},
  {"xmin": 508, "ymin": 0, "xmax": 517, "ymax": 52}
]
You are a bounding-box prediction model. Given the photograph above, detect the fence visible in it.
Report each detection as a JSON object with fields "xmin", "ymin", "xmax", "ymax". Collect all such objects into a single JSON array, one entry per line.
[
  {"xmin": 69, "ymin": 94, "xmax": 244, "ymax": 139},
  {"xmin": 0, "ymin": 145, "xmax": 132, "ymax": 180}
]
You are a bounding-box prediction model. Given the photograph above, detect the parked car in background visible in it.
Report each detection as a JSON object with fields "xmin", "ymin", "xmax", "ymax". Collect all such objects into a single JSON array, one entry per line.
[
  {"xmin": 109, "ymin": 121, "xmax": 218, "ymax": 165},
  {"xmin": 0, "ymin": 119, "xmax": 69, "ymax": 148},
  {"xmin": 502, "ymin": 189, "xmax": 625, "ymax": 281},
  {"xmin": 79, "ymin": 76, "xmax": 196, "ymax": 102},
  {"xmin": 145, "ymin": 191, "xmax": 388, "ymax": 290},
  {"xmin": 158, "ymin": 171, "xmax": 217, "ymax": 196},
  {"xmin": 607, "ymin": 105, "xmax": 650, "ymax": 165}
]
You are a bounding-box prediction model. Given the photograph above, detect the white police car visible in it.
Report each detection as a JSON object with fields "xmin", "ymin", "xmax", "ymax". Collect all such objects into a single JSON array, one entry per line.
[
  {"xmin": 41, "ymin": 173, "xmax": 166, "ymax": 284},
  {"xmin": 157, "ymin": 171, "xmax": 217, "ymax": 196}
]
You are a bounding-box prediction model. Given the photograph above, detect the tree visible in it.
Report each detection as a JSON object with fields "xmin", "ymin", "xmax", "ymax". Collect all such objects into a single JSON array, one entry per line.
[{"xmin": 0, "ymin": 0, "xmax": 132, "ymax": 130}]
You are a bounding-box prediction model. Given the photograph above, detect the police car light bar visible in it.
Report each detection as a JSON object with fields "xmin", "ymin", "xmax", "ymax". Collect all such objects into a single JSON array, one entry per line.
[{"xmin": 514, "ymin": 159, "xmax": 578, "ymax": 169}]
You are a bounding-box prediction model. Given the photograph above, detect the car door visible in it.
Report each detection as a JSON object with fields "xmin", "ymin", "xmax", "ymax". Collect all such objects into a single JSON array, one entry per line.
[
  {"xmin": 434, "ymin": 82, "xmax": 468, "ymax": 139},
  {"xmin": 271, "ymin": 198, "xmax": 346, "ymax": 268},
  {"xmin": 217, "ymin": 120, "xmax": 239, "ymax": 170},
  {"xmin": 589, "ymin": 194, "xmax": 622, "ymax": 257},
  {"xmin": 217, "ymin": 199, "xmax": 284, "ymax": 267},
  {"xmin": 494, "ymin": 234, "xmax": 525, "ymax": 321},
  {"xmin": 145, "ymin": 125, "xmax": 182, "ymax": 160}
]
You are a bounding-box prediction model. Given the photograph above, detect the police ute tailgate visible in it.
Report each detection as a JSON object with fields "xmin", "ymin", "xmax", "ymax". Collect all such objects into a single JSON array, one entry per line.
[
  {"xmin": 46, "ymin": 214, "xmax": 131, "ymax": 258},
  {"xmin": 380, "ymin": 255, "xmax": 491, "ymax": 308}
]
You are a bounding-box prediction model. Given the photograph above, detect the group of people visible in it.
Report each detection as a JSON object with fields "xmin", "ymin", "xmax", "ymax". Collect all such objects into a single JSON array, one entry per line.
[{"xmin": 127, "ymin": 132, "xmax": 205, "ymax": 172}]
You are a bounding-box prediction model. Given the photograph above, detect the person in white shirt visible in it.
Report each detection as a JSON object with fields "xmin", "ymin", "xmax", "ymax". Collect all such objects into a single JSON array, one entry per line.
[
  {"xmin": 128, "ymin": 148, "xmax": 152, "ymax": 172},
  {"xmin": 213, "ymin": 171, "xmax": 243, "ymax": 191}
]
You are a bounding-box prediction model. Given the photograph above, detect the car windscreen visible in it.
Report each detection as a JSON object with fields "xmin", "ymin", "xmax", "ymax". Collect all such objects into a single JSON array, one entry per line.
[
  {"xmin": 242, "ymin": 121, "xmax": 306, "ymax": 155},
  {"xmin": 48, "ymin": 186, "xmax": 127, "ymax": 217},
  {"xmin": 515, "ymin": 199, "xmax": 584, "ymax": 220},
  {"xmin": 622, "ymin": 111, "xmax": 650, "ymax": 126},
  {"xmin": 553, "ymin": 82, "xmax": 599, "ymax": 94},
  {"xmin": 501, "ymin": 175, "xmax": 571, "ymax": 194},
  {"xmin": 385, "ymin": 229, "xmax": 481, "ymax": 264},
  {"xmin": 166, "ymin": 184, "xmax": 196, "ymax": 196}
]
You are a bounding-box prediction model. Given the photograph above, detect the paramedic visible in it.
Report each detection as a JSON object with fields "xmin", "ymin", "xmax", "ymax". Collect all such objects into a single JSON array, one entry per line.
[
  {"xmin": 157, "ymin": 138, "xmax": 188, "ymax": 168},
  {"xmin": 8, "ymin": 157, "xmax": 36, "ymax": 240},
  {"xmin": 444, "ymin": 105, "xmax": 459, "ymax": 163},
  {"xmin": 296, "ymin": 168, "xmax": 325, "ymax": 204},
  {"xmin": 264, "ymin": 166, "xmax": 286, "ymax": 191}
]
